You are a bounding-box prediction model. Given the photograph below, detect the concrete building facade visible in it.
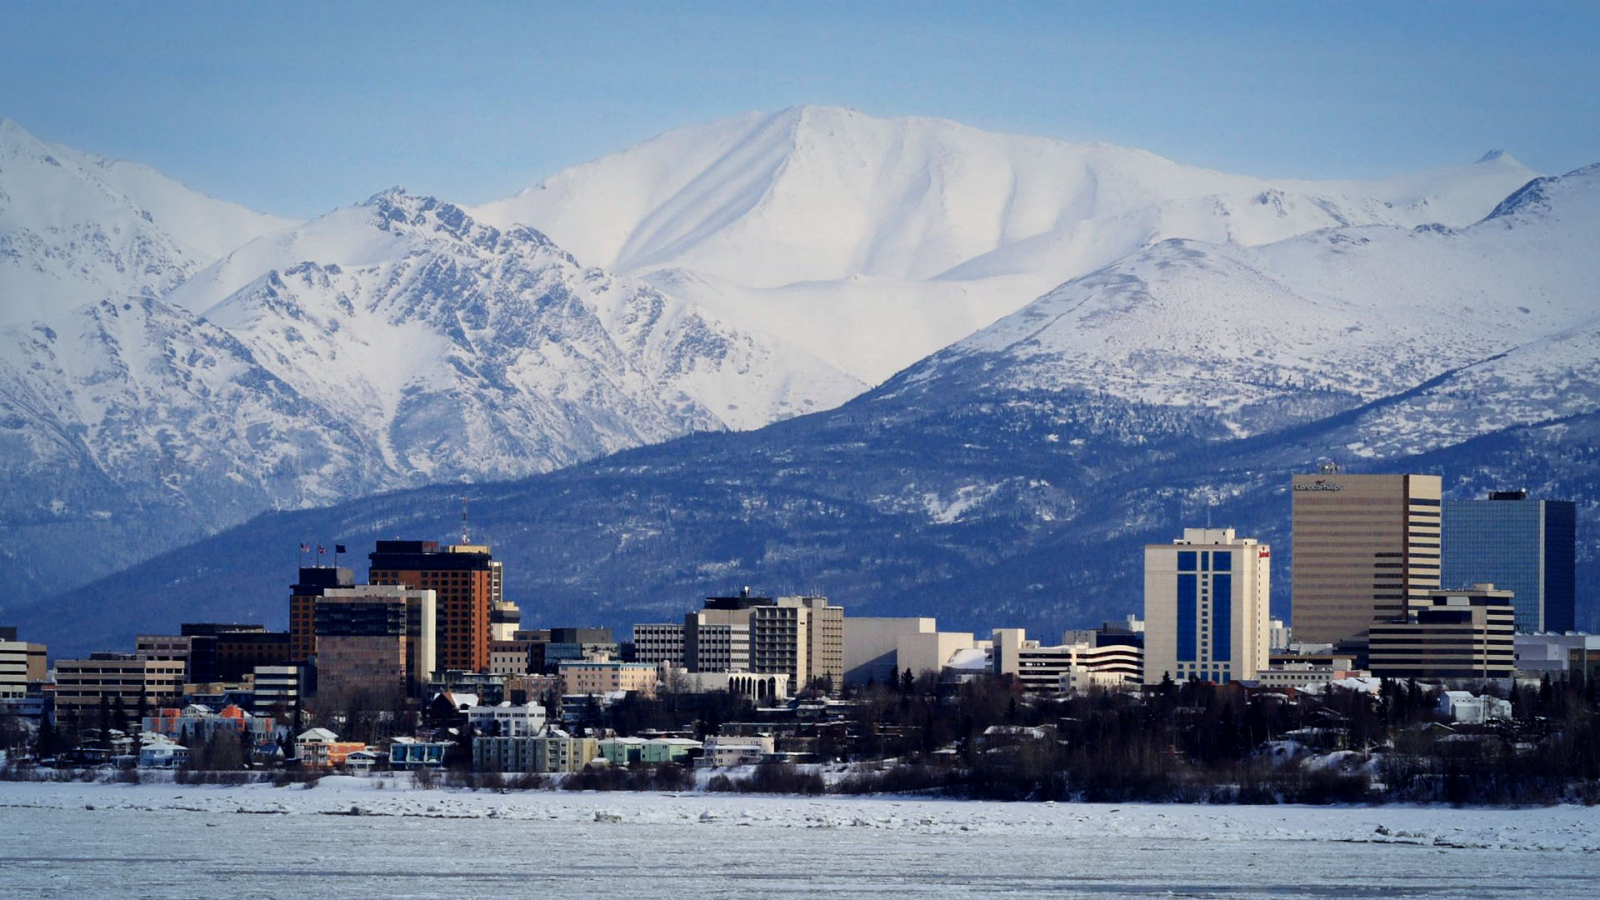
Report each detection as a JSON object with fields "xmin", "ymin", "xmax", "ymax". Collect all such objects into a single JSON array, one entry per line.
[
  {"xmin": 631, "ymin": 622, "xmax": 686, "ymax": 668},
  {"xmin": 843, "ymin": 617, "xmax": 936, "ymax": 686},
  {"xmin": 53, "ymin": 653, "xmax": 186, "ymax": 715},
  {"xmin": 993, "ymin": 629, "xmax": 1144, "ymax": 693},
  {"xmin": 1144, "ymin": 527, "xmax": 1270, "ymax": 685},
  {"xmin": 558, "ymin": 659, "xmax": 658, "ymax": 697},
  {"xmin": 0, "ymin": 629, "xmax": 47, "ymax": 698},
  {"xmin": 1291, "ymin": 469, "xmax": 1442, "ymax": 649}
]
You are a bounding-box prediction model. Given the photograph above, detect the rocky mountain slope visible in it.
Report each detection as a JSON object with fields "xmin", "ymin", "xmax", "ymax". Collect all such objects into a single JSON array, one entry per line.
[{"xmin": 0, "ymin": 123, "xmax": 860, "ymax": 600}]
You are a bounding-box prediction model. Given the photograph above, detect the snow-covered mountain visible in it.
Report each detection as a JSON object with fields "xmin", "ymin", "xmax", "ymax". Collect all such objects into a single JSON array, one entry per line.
[
  {"xmin": 473, "ymin": 105, "xmax": 1540, "ymax": 383},
  {"xmin": 0, "ymin": 121, "xmax": 859, "ymax": 599},
  {"xmin": 169, "ymin": 189, "xmax": 862, "ymax": 475},
  {"xmin": 0, "ymin": 119, "xmax": 293, "ymax": 327},
  {"xmin": 895, "ymin": 162, "xmax": 1600, "ymax": 449}
]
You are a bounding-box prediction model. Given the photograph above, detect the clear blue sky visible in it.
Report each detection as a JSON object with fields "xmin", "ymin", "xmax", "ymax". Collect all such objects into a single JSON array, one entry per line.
[{"xmin": 2, "ymin": 1, "xmax": 1596, "ymax": 219}]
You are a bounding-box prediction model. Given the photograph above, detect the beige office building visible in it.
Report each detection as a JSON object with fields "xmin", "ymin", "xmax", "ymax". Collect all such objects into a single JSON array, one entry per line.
[
  {"xmin": 53, "ymin": 653, "xmax": 187, "ymax": 715},
  {"xmin": 0, "ymin": 629, "xmax": 47, "ymax": 698},
  {"xmin": 752, "ymin": 597, "xmax": 843, "ymax": 691},
  {"xmin": 1368, "ymin": 585, "xmax": 1516, "ymax": 679},
  {"xmin": 1291, "ymin": 470, "xmax": 1442, "ymax": 648},
  {"xmin": 1143, "ymin": 528, "xmax": 1271, "ymax": 685}
]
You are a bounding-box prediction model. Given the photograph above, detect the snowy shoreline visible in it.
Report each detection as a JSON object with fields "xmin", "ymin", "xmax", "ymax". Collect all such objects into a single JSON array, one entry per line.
[{"xmin": 4, "ymin": 777, "xmax": 1599, "ymax": 854}]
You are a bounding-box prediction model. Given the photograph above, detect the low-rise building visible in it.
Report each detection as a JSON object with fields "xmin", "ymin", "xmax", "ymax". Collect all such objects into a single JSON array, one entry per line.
[
  {"xmin": 670, "ymin": 670, "xmax": 791, "ymax": 704},
  {"xmin": 1250, "ymin": 663, "xmax": 1371, "ymax": 690},
  {"xmin": 142, "ymin": 703, "xmax": 275, "ymax": 751},
  {"xmin": 596, "ymin": 736, "xmax": 702, "ymax": 766},
  {"xmin": 53, "ymin": 653, "xmax": 186, "ymax": 718},
  {"xmin": 558, "ymin": 659, "xmax": 658, "ymax": 698},
  {"xmin": 252, "ymin": 665, "xmax": 303, "ymax": 715},
  {"xmin": 993, "ymin": 629, "xmax": 1143, "ymax": 693},
  {"xmin": 698, "ymin": 734, "xmax": 776, "ymax": 767},
  {"xmin": 138, "ymin": 736, "xmax": 190, "ymax": 769},
  {"xmin": 295, "ymin": 728, "xmax": 367, "ymax": 769},
  {"xmin": 1437, "ymin": 690, "xmax": 1512, "ymax": 724},
  {"xmin": 466, "ymin": 701, "xmax": 547, "ymax": 737},
  {"xmin": 1514, "ymin": 632, "xmax": 1600, "ymax": 678},
  {"xmin": 1368, "ymin": 585, "xmax": 1516, "ymax": 680},
  {"xmin": 389, "ymin": 737, "xmax": 449, "ymax": 770},
  {"xmin": 0, "ymin": 628, "xmax": 47, "ymax": 698},
  {"xmin": 473, "ymin": 729, "xmax": 600, "ymax": 773}
]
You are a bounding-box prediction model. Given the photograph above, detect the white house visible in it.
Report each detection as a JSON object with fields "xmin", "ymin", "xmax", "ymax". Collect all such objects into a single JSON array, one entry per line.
[{"xmin": 1437, "ymin": 691, "xmax": 1512, "ymax": 724}]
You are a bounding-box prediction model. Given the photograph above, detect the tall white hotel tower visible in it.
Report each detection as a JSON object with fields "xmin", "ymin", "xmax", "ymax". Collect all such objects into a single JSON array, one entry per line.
[{"xmin": 1143, "ymin": 528, "xmax": 1271, "ymax": 685}]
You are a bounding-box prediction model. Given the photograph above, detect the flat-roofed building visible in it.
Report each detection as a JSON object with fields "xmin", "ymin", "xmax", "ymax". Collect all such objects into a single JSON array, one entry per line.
[
  {"xmin": 252, "ymin": 665, "xmax": 303, "ymax": 716},
  {"xmin": 1443, "ymin": 490, "xmax": 1576, "ymax": 633},
  {"xmin": 752, "ymin": 596, "xmax": 843, "ymax": 691},
  {"xmin": 1144, "ymin": 527, "xmax": 1270, "ymax": 685},
  {"xmin": 369, "ymin": 542, "xmax": 501, "ymax": 674},
  {"xmin": 1514, "ymin": 633, "xmax": 1600, "ymax": 678},
  {"xmin": 843, "ymin": 617, "xmax": 935, "ymax": 686},
  {"xmin": 289, "ymin": 567, "xmax": 355, "ymax": 664},
  {"xmin": 632, "ymin": 622, "xmax": 686, "ymax": 668},
  {"xmin": 313, "ymin": 585, "xmax": 436, "ymax": 698},
  {"xmin": 558, "ymin": 658, "xmax": 658, "ymax": 697},
  {"xmin": 488, "ymin": 639, "xmax": 537, "ymax": 676},
  {"xmin": 1291, "ymin": 468, "xmax": 1442, "ymax": 650},
  {"xmin": 0, "ymin": 628, "xmax": 47, "ymax": 698},
  {"xmin": 993, "ymin": 629, "xmax": 1144, "ymax": 693},
  {"xmin": 1368, "ymin": 585, "xmax": 1515, "ymax": 679},
  {"xmin": 53, "ymin": 653, "xmax": 186, "ymax": 716}
]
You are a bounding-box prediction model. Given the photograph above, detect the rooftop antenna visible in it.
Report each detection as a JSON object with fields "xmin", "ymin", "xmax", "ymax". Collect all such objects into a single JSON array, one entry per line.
[{"xmin": 461, "ymin": 495, "xmax": 470, "ymax": 544}]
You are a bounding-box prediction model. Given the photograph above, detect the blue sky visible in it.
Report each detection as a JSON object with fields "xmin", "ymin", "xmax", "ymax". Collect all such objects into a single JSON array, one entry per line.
[{"xmin": 2, "ymin": 1, "xmax": 1596, "ymax": 219}]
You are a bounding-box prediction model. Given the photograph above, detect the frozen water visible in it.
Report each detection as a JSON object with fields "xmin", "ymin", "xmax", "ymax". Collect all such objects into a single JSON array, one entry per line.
[{"xmin": 2, "ymin": 780, "xmax": 1597, "ymax": 897}]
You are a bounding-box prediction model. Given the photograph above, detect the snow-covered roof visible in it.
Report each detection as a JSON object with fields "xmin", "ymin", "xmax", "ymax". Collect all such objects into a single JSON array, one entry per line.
[
  {"xmin": 298, "ymin": 727, "xmax": 340, "ymax": 742},
  {"xmin": 946, "ymin": 648, "xmax": 990, "ymax": 671}
]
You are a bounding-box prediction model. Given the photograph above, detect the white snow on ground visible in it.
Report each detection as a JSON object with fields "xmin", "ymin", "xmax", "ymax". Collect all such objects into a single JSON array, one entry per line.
[{"xmin": 2, "ymin": 777, "xmax": 1598, "ymax": 851}]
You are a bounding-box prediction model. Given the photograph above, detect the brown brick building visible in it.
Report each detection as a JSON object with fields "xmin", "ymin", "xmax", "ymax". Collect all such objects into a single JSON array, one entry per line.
[{"xmin": 368, "ymin": 541, "xmax": 501, "ymax": 674}]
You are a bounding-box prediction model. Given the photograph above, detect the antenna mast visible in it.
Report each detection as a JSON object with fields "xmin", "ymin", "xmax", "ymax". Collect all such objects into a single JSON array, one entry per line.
[{"xmin": 461, "ymin": 495, "xmax": 470, "ymax": 544}]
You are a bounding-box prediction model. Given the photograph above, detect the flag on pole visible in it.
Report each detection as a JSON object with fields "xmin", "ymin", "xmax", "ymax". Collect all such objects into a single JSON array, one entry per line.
[
  {"xmin": 317, "ymin": 545, "xmax": 326, "ymax": 555},
  {"xmin": 335, "ymin": 544, "xmax": 347, "ymax": 554},
  {"xmin": 299, "ymin": 543, "xmax": 309, "ymax": 553}
]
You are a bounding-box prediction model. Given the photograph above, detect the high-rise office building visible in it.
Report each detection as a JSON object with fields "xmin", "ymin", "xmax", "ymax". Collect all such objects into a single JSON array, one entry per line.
[
  {"xmin": 1442, "ymin": 491, "xmax": 1576, "ymax": 633},
  {"xmin": 312, "ymin": 585, "xmax": 436, "ymax": 698},
  {"xmin": 752, "ymin": 596, "xmax": 843, "ymax": 691},
  {"xmin": 1291, "ymin": 468, "xmax": 1442, "ymax": 649},
  {"xmin": 368, "ymin": 541, "xmax": 500, "ymax": 673},
  {"xmin": 290, "ymin": 567, "xmax": 355, "ymax": 664},
  {"xmin": 1143, "ymin": 528, "xmax": 1271, "ymax": 685},
  {"xmin": 660, "ymin": 591, "xmax": 844, "ymax": 690}
]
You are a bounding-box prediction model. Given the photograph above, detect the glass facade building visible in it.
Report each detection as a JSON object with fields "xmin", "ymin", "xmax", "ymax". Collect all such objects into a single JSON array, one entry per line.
[{"xmin": 1441, "ymin": 492, "xmax": 1576, "ymax": 633}]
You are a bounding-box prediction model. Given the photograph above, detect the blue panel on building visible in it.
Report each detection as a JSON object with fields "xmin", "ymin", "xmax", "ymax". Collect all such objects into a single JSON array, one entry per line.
[
  {"xmin": 1177, "ymin": 574, "xmax": 1197, "ymax": 661},
  {"xmin": 1213, "ymin": 574, "xmax": 1232, "ymax": 662}
]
